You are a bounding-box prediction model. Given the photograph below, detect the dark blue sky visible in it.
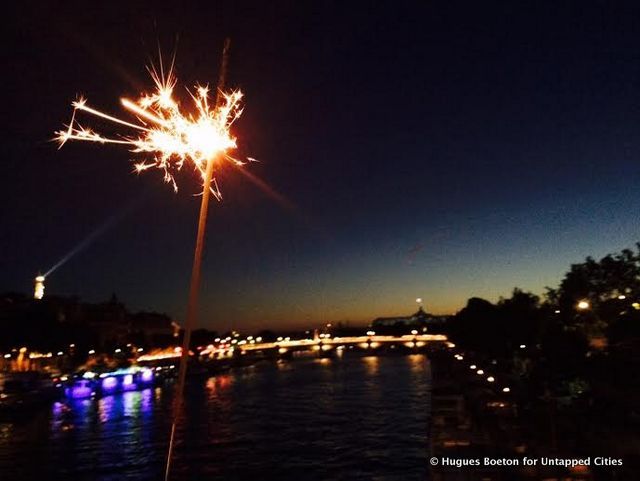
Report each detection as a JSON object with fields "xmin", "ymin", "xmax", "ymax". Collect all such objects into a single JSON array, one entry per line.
[{"xmin": 3, "ymin": 1, "xmax": 639, "ymax": 330}]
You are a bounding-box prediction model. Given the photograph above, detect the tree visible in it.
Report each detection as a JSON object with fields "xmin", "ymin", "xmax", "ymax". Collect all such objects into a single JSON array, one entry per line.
[
  {"xmin": 497, "ymin": 288, "xmax": 545, "ymax": 349},
  {"xmin": 449, "ymin": 297, "xmax": 500, "ymax": 355},
  {"xmin": 546, "ymin": 243, "xmax": 640, "ymax": 340}
]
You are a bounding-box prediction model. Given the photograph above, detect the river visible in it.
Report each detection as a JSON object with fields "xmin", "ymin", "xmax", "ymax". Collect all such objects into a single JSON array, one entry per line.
[{"xmin": 0, "ymin": 354, "xmax": 431, "ymax": 480}]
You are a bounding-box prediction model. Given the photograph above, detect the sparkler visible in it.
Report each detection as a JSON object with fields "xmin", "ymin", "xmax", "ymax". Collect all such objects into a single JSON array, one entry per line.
[
  {"xmin": 56, "ymin": 42, "xmax": 246, "ymax": 198},
  {"xmin": 57, "ymin": 39, "xmax": 243, "ymax": 480}
]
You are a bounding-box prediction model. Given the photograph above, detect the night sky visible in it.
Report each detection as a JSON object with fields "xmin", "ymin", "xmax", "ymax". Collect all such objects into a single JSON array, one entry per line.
[{"xmin": 3, "ymin": 1, "xmax": 639, "ymax": 330}]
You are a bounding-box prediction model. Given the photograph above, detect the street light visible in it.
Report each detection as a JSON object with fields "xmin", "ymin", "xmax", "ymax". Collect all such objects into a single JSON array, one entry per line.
[{"xmin": 577, "ymin": 300, "xmax": 590, "ymax": 310}]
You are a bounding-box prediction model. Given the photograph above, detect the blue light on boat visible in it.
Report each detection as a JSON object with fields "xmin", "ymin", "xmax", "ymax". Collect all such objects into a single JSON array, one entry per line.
[
  {"xmin": 122, "ymin": 374, "xmax": 136, "ymax": 390},
  {"xmin": 102, "ymin": 376, "xmax": 118, "ymax": 390},
  {"xmin": 141, "ymin": 368, "xmax": 153, "ymax": 383},
  {"xmin": 65, "ymin": 380, "xmax": 94, "ymax": 399}
]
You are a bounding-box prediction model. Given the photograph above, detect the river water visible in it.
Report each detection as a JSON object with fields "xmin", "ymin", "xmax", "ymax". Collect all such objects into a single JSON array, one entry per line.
[{"xmin": 0, "ymin": 354, "xmax": 431, "ymax": 480}]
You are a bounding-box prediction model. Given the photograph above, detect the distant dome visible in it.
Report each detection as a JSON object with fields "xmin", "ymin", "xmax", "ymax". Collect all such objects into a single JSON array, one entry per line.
[{"xmin": 411, "ymin": 306, "xmax": 428, "ymax": 322}]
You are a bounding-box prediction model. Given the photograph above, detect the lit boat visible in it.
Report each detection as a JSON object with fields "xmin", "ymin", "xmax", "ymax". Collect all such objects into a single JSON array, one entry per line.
[{"xmin": 64, "ymin": 366, "xmax": 156, "ymax": 399}]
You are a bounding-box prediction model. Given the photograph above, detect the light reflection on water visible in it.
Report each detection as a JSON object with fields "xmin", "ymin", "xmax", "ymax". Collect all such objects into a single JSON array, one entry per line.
[{"xmin": 0, "ymin": 355, "xmax": 431, "ymax": 480}]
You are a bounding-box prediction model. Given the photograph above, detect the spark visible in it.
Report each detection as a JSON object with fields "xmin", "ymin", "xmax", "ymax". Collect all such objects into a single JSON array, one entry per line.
[{"xmin": 56, "ymin": 63, "xmax": 246, "ymax": 198}]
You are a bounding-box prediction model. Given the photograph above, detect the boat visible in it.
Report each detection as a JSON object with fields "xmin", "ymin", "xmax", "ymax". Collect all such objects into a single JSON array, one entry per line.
[{"xmin": 64, "ymin": 366, "xmax": 158, "ymax": 399}]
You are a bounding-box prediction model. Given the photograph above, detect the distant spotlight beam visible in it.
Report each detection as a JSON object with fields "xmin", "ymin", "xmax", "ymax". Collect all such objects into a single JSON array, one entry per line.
[{"xmin": 43, "ymin": 192, "xmax": 149, "ymax": 278}]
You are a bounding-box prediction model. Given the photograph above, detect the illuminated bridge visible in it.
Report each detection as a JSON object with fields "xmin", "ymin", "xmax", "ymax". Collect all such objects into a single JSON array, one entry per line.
[
  {"xmin": 136, "ymin": 334, "xmax": 451, "ymax": 364},
  {"xmin": 200, "ymin": 333, "xmax": 450, "ymax": 360}
]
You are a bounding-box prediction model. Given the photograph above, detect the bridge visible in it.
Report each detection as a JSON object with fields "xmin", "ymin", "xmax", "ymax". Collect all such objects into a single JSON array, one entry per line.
[
  {"xmin": 198, "ymin": 333, "xmax": 451, "ymax": 360},
  {"xmin": 135, "ymin": 333, "xmax": 451, "ymax": 365}
]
